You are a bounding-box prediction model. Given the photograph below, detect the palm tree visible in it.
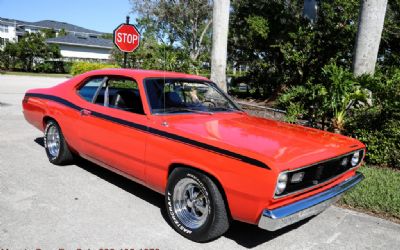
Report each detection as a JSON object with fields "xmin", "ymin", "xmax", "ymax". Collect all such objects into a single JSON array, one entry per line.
[
  {"xmin": 211, "ymin": 0, "xmax": 230, "ymax": 92},
  {"xmin": 353, "ymin": 0, "xmax": 388, "ymax": 76}
]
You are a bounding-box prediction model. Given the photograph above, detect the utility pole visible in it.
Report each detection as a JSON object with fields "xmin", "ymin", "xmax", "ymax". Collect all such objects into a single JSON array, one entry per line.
[
  {"xmin": 211, "ymin": 0, "xmax": 230, "ymax": 92},
  {"xmin": 353, "ymin": 0, "xmax": 388, "ymax": 76}
]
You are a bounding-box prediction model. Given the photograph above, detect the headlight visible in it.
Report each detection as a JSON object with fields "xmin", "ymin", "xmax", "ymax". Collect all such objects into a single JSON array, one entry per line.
[
  {"xmin": 275, "ymin": 172, "xmax": 288, "ymax": 195},
  {"xmin": 351, "ymin": 151, "xmax": 361, "ymax": 166}
]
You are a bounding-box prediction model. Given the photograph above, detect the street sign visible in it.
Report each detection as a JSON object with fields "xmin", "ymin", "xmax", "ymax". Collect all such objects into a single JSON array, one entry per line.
[{"xmin": 113, "ymin": 23, "xmax": 140, "ymax": 53}]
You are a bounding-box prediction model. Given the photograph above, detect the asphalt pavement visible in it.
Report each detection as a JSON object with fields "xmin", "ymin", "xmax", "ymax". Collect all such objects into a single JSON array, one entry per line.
[{"xmin": 1, "ymin": 74, "xmax": 399, "ymax": 250}]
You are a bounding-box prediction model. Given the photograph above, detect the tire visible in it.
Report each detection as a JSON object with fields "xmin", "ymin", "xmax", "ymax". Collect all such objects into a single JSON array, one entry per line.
[
  {"xmin": 44, "ymin": 120, "xmax": 73, "ymax": 165},
  {"xmin": 165, "ymin": 168, "xmax": 229, "ymax": 242}
]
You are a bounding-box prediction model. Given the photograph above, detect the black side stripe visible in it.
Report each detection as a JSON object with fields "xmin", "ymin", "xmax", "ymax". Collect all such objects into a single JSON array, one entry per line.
[
  {"xmin": 146, "ymin": 127, "xmax": 270, "ymax": 169},
  {"xmin": 25, "ymin": 93, "xmax": 270, "ymax": 170},
  {"xmin": 26, "ymin": 93, "xmax": 81, "ymax": 111}
]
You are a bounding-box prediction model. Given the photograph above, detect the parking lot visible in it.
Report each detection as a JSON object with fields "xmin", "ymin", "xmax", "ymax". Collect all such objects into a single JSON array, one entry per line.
[{"xmin": 1, "ymin": 74, "xmax": 400, "ymax": 249}]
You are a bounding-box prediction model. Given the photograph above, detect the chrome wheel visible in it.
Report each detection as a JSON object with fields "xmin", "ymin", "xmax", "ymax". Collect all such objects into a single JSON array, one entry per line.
[
  {"xmin": 46, "ymin": 124, "xmax": 60, "ymax": 158},
  {"xmin": 173, "ymin": 178, "xmax": 210, "ymax": 229}
]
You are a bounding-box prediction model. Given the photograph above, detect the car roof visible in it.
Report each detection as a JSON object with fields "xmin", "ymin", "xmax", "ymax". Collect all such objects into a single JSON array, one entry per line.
[{"xmin": 83, "ymin": 68, "xmax": 210, "ymax": 81}]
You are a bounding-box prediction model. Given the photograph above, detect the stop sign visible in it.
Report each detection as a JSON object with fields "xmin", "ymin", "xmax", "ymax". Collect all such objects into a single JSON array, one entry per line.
[{"xmin": 113, "ymin": 23, "xmax": 140, "ymax": 52}]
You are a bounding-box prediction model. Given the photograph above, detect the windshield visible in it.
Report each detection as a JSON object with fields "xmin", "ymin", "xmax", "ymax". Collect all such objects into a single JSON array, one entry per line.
[{"xmin": 144, "ymin": 78, "xmax": 240, "ymax": 114}]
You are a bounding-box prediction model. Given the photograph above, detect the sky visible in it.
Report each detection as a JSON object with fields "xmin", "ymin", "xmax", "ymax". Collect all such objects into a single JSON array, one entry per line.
[{"xmin": 0, "ymin": 0, "xmax": 133, "ymax": 33}]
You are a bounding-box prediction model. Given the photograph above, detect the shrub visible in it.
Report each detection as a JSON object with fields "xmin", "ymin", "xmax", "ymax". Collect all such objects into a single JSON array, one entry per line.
[
  {"xmin": 70, "ymin": 61, "xmax": 120, "ymax": 76},
  {"xmin": 277, "ymin": 63, "xmax": 368, "ymax": 131},
  {"xmin": 277, "ymin": 64, "xmax": 400, "ymax": 169},
  {"xmin": 345, "ymin": 69, "xmax": 400, "ymax": 169},
  {"xmin": 62, "ymin": 62, "xmax": 72, "ymax": 74},
  {"xmin": 35, "ymin": 62, "xmax": 54, "ymax": 73}
]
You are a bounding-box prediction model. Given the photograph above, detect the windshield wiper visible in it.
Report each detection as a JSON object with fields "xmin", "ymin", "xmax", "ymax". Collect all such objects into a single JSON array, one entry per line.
[
  {"xmin": 155, "ymin": 107, "xmax": 213, "ymax": 115},
  {"xmin": 210, "ymin": 106, "xmax": 245, "ymax": 113},
  {"xmin": 179, "ymin": 108, "xmax": 214, "ymax": 115}
]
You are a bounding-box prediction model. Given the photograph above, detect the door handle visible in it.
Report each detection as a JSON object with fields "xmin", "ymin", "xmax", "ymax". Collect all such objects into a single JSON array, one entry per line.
[{"xmin": 80, "ymin": 109, "xmax": 91, "ymax": 116}]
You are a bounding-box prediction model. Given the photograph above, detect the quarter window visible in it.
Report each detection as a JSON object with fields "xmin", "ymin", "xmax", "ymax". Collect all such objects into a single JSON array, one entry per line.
[{"xmin": 78, "ymin": 77, "xmax": 104, "ymax": 102}]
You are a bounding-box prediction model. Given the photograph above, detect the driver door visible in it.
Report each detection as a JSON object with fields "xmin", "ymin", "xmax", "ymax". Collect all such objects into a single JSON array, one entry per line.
[{"xmin": 76, "ymin": 76, "xmax": 148, "ymax": 181}]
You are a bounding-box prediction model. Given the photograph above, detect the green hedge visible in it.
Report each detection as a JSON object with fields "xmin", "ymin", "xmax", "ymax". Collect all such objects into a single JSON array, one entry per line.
[
  {"xmin": 70, "ymin": 61, "xmax": 120, "ymax": 76},
  {"xmin": 345, "ymin": 69, "xmax": 400, "ymax": 169}
]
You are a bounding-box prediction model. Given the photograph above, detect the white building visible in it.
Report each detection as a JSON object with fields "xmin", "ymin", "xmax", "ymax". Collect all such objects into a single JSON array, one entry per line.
[
  {"xmin": 0, "ymin": 17, "xmax": 113, "ymax": 61},
  {"xmin": 0, "ymin": 19, "xmax": 19, "ymax": 45},
  {"xmin": 46, "ymin": 34, "xmax": 112, "ymax": 61}
]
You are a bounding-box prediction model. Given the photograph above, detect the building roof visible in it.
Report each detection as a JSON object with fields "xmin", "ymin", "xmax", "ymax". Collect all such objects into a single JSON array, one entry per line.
[
  {"xmin": 30, "ymin": 20, "xmax": 103, "ymax": 35},
  {"xmin": 46, "ymin": 33, "xmax": 113, "ymax": 49},
  {"xmin": 0, "ymin": 17, "xmax": 21, "ymax": 25},
  {"xmin": 0, "ymin": 17, "xmax": 104, "ymax": 35}
]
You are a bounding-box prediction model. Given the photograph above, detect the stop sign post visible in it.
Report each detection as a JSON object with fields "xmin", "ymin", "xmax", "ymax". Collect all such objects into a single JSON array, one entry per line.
[{"xmin": 113, "ymin": 16, "xmax": 140, "ymax": 67}]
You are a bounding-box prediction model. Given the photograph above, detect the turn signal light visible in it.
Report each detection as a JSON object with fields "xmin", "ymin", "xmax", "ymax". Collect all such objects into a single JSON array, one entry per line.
[{"xmin": 291, "ymin": 172, "xmax": 305, "ymax": 183}]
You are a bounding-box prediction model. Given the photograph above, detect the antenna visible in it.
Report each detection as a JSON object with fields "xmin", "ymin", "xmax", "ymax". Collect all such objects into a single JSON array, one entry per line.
[{"xmin": 163, "ymin": 24, "xmax": 166, "ymax": 114}]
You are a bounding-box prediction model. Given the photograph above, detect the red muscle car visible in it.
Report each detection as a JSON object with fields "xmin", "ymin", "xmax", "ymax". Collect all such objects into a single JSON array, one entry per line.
[{"xmin": 22, "ymin": 69, "xmax": 365, "ymax": 242}]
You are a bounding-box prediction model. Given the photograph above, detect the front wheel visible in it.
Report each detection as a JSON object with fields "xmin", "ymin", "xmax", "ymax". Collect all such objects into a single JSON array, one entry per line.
[
  {"xmin": 44, "ymin": 120, "xmax": 73, "ymax": 165},
  {"xmin": 165, "ymin": 168, "xmax": 229, "ymax": 242}
]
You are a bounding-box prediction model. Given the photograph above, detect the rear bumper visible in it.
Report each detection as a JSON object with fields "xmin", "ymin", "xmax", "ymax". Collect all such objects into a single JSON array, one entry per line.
[{"xmin": 258, "ymin": 172, "xmax": 364, "ymax": 231}]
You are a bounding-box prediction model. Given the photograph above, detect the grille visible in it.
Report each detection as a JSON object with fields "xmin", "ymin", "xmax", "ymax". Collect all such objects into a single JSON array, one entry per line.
[{"xmin": 278, "ymin": 150, "xmax": 364, "ymax": 197}]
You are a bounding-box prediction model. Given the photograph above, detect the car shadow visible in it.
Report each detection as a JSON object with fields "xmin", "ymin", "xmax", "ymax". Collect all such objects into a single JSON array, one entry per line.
[
  {"xmin": 34, "ymin": 137, "xmax": 312, "ymax": 248},
  {"xmin": 223, "ymin": 218, "xmax": 312, "ymax": 248},
  {"xmin": 34, "ymin": 137, "xmax": 45, "ymax": 147},
  {"xmin": 34, "ymin": 137, "xmax": 165, "ymax": 209}
]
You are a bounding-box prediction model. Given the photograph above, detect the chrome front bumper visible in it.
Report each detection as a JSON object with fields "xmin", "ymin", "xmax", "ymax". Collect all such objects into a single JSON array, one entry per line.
[{"xmin": 258, "ymin": 172, "xmax": 364, "ymax": 231}]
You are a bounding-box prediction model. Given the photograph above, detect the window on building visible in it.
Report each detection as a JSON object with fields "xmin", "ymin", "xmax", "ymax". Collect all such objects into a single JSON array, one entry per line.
[
  {"xmin": 0, "ymin": 24, "xmax": 9, "ymax": 33},
  {"xmin": 0, "ymin": 38, "xmax": 8, "ymax": 46}
]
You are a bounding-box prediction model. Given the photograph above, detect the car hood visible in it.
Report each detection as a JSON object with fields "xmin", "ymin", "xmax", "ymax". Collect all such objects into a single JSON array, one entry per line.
[{"xmin": 161, "ymin": 113, "xmax": 364, "ymax": 171}]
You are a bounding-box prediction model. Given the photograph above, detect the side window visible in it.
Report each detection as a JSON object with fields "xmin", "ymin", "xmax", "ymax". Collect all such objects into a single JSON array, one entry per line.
[
  {"xmin": 78, "ymin": 76, "xmax": 144, "ymax": 115},
  {"xmin": 106, "ymin": 78, "xmax": 144, "ymax": 115},
  {"xmin": 78, "ymin": 77, "xmax": 104, "ymax": 102}
]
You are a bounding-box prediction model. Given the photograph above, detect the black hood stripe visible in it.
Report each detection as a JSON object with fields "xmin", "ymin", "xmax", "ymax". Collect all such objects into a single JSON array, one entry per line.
[{"xmin": 25, "ymin": 93, "xmax": 270, "ymax": 170}]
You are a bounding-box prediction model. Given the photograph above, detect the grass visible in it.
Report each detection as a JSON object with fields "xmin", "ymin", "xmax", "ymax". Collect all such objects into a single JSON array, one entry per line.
[
  {"xmin": 339, "ymin": 165, "xmax": 400, "ymax": 222},
  {"xmin": 0, "ymin": 71, "xmax": 70, "ymax": 78}
]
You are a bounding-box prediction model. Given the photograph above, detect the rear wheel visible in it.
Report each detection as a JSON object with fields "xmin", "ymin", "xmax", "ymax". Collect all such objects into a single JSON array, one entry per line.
[
  {"xmin": 165, "ymin": 168, "xmax": 229, "ymax": 242},
  {"xmin": 44, "ymin": 120, "xmax": 73, "ymax": 165}
]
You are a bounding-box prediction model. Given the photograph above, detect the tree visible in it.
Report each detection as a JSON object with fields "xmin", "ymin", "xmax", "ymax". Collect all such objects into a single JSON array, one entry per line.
[
  {"xmin": 379, "ymin": 1, "xmax": 400, "ymax": 67},
  {"xmin": 111, "ymin": 36, "xmax": 192, "ymax": 72},
  {"xmin": 17, "ymin": 33, "xmax": 59, "ymax": 71},
  {"xmin": 211, "ymin": 0, "xmax": 230, "ymax": 92},
  {"xmin": 0, "ymin": 33, "xmax": 60, "ymax": 71},
  {"xmin": 130, "ymin": 0, "xmax": 212, "ymax": 70},
  {"xmin": 101, "ymin": 33, "xmax": 113, "ymax": 40},
  {"xmin": 41, "ymin": 28, "xmax": 57, "ymax": 38},
  {"xmin": 229, "ymin": 0, "xmax": 360, "ymax": 98},
  {"xmin": 353, "ymin": 0, "xmax": 388, "ymax": 76},
  {"xmin": 58, "ymin": 28, "xmax": 67, "ymax": 37},
  {"xmin": 0, "ymin": 42, "xmax": 19, "ymax": 70}
]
